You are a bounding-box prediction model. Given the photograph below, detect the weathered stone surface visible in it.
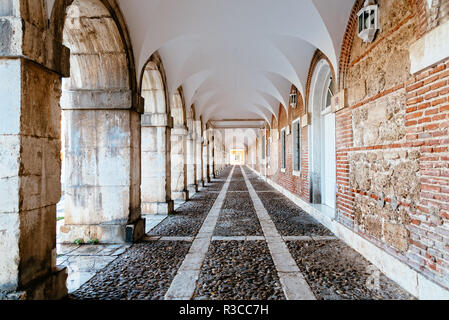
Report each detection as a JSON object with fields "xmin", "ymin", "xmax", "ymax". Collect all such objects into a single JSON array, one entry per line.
[{"xmin": 352, "ymin": 90, "xmax": 406, "ymax": 147}]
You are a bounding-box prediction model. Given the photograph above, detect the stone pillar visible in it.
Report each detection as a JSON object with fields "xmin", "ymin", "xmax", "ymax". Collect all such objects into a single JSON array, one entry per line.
[
  {"xmin": 59, "ymin": 91, "xmax": 144, "ymax": 244},
  {"xmin": 171, "ymin": 126, "xmax": 189, "ymax": 204},
  {"xmin": 186, "ymin": 133, "xmax": 198, "ymax": 196},
  {"xmin": 141, "ymin": 113, "xmax": 174, "ymax": 216},
  {"xmin": 208, "ymin": 132, "xmax": 215, "ymax": 179},
  {"xmin": 203, "ymin": 138, "xmax": 210, "ymax": 184},
  {"xmin": 0, "ymin": 5, "xmax": 69, "ymax": 299},
  {"xmin": 194, "ymin": 121, "xmax": 204, "ymax": 187}
]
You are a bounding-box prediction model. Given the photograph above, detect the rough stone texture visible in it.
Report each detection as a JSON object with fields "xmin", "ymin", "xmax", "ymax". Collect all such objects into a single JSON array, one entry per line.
[
  {"xmin": 0, "ymin": 58, "xmax": 67, "ymax": 298},
  {"xmin": 193, "ymin": 241, "xmax": 285, "ymax": 300},
  {"xmin": 346, "ymin": 0, "xmax": 416, "ymax": 106},
  {"xmin": 352, "ymin": 90, "xmax": 407, "ymax": 147},
  {"xmin": 287, "ymin": 240, "xmax": 415, "ymax": 300},
  {"xmin": 214, "ymin": 194, "xmax": 263, "ymax": 236},
  {"xmin": 69, "ymin": 241, "xmax": 191, "ymax": 300},
  {"xmin": 149, "ymin": 181, "xmax": 225, "ymax": 237}
]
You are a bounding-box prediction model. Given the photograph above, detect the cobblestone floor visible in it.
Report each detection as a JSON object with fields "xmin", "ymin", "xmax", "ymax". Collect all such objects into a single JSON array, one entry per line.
[{"xmin": 69, "ymin": 166, "xmax": 414, "ymax": 300}]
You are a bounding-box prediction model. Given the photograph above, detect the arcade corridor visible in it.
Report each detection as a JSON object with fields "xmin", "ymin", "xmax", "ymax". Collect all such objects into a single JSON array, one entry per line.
[{"xmin": 67, "ymin": 166, "xmax": 412, "ymax": 300}]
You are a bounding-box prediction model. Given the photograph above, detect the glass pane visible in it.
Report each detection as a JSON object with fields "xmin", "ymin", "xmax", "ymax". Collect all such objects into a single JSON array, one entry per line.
[{"xmin": 359, "ymin": 14, "xmax": 364, "ymax": 33}]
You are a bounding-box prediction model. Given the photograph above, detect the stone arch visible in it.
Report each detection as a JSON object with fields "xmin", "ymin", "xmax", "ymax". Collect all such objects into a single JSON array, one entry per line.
[
  {"xmin": 139, "ymin": 52, "xmax": 171, "ymax": 115},
  {"xmin": 140, "ymin": 53, "xmax": 174, "ymax": 217},
  {"xmin": 337, "ymin": 0, "xmax": 365, "ymax": 92},
  {"xmin": 57, "ymin": 0, "xmax": 143, "ymax": 244},
  {"xmin": 50, "ymin": 0, "xmax": 138, "ymax": 94},
  {"xmin": 309, "ymin": 58, "xmax": 337, "ymax": 210},
  {"xmin": 305, "ymin": 50, "xmax": 337, "ymax": 114}
]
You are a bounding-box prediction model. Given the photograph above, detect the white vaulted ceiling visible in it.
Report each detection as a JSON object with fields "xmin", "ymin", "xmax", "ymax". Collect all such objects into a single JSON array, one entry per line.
[{"xmin": 51, "ymin": 0, "xmax": 355, "ymax": 123}]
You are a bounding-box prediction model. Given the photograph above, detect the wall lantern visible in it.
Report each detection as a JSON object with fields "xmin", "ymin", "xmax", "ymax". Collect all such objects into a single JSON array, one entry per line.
[
  {"xmin": 357, "ymin": 0, "xmax": 379, "ymax": 43},
  {"xmin": 290, "ymin": 89, "xmax": 298, "ymax": 109}
]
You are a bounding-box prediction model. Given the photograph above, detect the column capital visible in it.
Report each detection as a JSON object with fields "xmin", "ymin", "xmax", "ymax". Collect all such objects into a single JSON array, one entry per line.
[
  {"xmin": 172, "ymin": 126, "xmax": 188, "ymax": 136},
  {"xmin": 141, "ymin": 113, "xmax": 173, "ymax": 128}
]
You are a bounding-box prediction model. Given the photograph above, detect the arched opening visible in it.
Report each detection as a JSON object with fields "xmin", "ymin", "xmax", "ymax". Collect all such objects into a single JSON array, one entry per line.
[
  {"xmin": 58, "ymin": 0, "xmax": 141, "ymax": 244},
  {"xmin": 140, "ymin": 58, "xmax": 174, "ymax": 219},
  {"xmin": 309, "ymin": 59, "xmax": 337, "ymax": 211}
]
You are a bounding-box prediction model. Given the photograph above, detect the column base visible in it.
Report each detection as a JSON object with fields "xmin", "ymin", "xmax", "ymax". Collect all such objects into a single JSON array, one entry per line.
[
  {"xmin": 126, "ymin": 218, "xmax": 146, "ymax": 243},
  {"xmin": 1, "ymin": 268, "xmax": 68, "ymax": 300},
  {"xmin": 187, "ymin": 184, "xmax": 198, "ymax": 196},
  {"xmin": 59, "ymin": 223, "xmax": 131, "ymax": 244},
  {"xmin": 141, "ymin": 201, "xmax": 174, "ymax": 215},
  {"xmin": 172, "ymin": 191, "xmax": 189, "ymax": 202}
]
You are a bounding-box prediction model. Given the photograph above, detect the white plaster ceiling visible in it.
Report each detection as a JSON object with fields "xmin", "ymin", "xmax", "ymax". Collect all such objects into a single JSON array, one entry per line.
[{"xmin": 50, "ymin": 0, "xmax": 354, "ymax": 123}]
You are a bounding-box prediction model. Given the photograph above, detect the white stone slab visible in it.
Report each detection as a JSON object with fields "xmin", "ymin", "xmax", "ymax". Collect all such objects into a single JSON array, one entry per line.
[
  {"xmin": 241, "ymin": 167, "xmax": 316, "ymax": 300},
  {"xmin": 410, "ymin": 20, "xmax": 449, "ymax": 74},
  {"xmin": 283, "ymin": 236, "xmax": 313, "ymax": 241},
  {"xmin": 164, "ymin": 167, "xmax": 235, "ymax": 300}
]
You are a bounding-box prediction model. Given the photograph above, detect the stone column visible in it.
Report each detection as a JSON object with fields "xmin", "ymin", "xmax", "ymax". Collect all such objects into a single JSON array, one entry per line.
[
  {"xmin": 141, "ymin": 113, "xmax": 174, "ymax": 216},
  {"xmin": 186, "ymin": 133, "xmax": 198, "ymax": 196},
  {"xmin": 0, "ymin": 5, "xmax": 69, "ymax": 299},
  {"xmin": 59, "ymin": 90, "xmax": 145, "ymax": 244},
  {"xmin": 171, "ymin": 126, "xmax": 189, "ymax": 205},
  {"xmin": 208, "ymin": 132, "xmax": 215, "ymax": 179},
  {"xmin": 203, "ymin": 138, "xmax": 210, "ymax": 184}
]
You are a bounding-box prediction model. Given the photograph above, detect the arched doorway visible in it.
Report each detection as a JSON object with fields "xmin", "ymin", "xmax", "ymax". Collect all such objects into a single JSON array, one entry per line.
[{"xmin": 309, "ymin": 59, "xmax": 337, "ymax": 211}]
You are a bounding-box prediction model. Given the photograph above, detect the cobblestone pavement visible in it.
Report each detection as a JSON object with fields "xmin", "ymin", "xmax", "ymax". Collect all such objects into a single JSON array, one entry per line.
[
  {"xmin": 69, "ymin": 166, "xmax": 414, "ymax": 300},
  {"xmin": 193, "ymin": 241, "xmax": 285, "ymax": 300}
]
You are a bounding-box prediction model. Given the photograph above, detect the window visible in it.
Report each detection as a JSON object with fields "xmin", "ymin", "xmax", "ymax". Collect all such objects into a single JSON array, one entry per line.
[
  {"xmin": 326, "ymin": 78, "xmax": 334, "ymax": 108},
  {"xmin": 290, "ymin": 91, "xmax": 298, "ymax": 108},
  {"xmin": 292, "ymin": 118, "xmax": 301, "ymax": 173},
  {"xmin": 281, "ymin": 128, "xmax": 286, "ymax": 171}
]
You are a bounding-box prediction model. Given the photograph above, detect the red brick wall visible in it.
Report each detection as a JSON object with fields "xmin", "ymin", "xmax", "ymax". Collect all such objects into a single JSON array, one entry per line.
[
  {"xmin": 266, "ymin": 96, "xmax": 310, "ymax": 202},
  {"xmin": 405, "ymin": 59, "xmax": 449, "ymax": 282}
]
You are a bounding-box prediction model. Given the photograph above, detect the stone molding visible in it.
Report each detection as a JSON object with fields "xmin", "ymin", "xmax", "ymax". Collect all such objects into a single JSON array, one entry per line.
[
  {"xmin": 141, "ymin": 113, "xmax": 173, "ymax": 128},
  {"xmin": 171, "ymin": 126, "xmax": 188, "ymax": 136}
]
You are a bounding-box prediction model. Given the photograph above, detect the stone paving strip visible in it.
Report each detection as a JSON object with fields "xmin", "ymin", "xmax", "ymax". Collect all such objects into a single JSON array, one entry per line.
[
  {"xmin": 142, "ymin": 235, "xmax": 337, "ymax": 242},
  {"xmin": 241, "ymin": 166, "xmax": 316, "ymax": 300},
  {"xmin": 142, "ymin": 236, "xmax": 195, "ymax": 242},
  {"xmin": 164, "ymin": 166, "xmax": 235, "ymax": 300}
]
